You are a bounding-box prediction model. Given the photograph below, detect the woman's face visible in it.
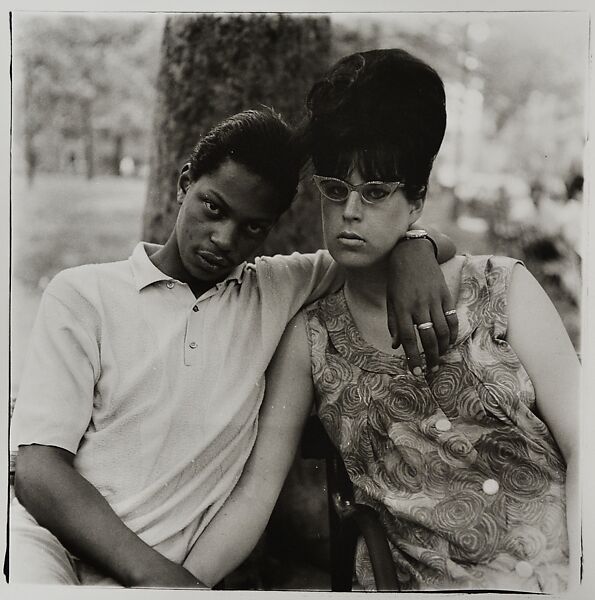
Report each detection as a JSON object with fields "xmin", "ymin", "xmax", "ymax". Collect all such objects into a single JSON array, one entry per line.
[{"xmin": 320, "ymin": 167, "xmax": 423, "ymax": 269}]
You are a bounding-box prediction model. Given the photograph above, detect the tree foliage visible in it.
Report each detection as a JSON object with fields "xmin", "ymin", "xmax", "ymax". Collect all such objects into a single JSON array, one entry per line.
[
  {"xmin": 12, "ymin": 14, "xmax": 162, "ymax": 178},
  {"xmin": 331, "ymin": 13, "xmax": 586, "ymax": 182},
  {"xmin": 13, "ymin": 12, "xmax": 585, "ymax": 187}
]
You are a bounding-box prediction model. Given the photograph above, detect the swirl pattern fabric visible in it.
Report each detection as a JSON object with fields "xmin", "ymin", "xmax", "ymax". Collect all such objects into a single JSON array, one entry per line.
[{"xmin": 305, "ymin": 255, "xmax": 568, "ymax": 592}]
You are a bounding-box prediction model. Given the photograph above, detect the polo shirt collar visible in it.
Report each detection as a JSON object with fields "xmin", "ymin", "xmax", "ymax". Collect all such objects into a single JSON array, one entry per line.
[{"xmin": 130, "ymin": 242, "xmax": 247, "ymax": 292}]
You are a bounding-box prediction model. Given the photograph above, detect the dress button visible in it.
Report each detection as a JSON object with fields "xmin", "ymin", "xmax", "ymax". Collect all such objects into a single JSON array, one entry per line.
[
  {"xmin": 435, "ymin": 418, "xmax": 452, "ymax": 432},
  {"xmin": 482, "ymin": 478, "xmax": 499, "ymax": 495},
  {"xmin": 189, "ymin": 342, "xmax": 197, "ymax": 349},
  {"xmin": 192, "ymin": 305, "xmax": 199, "ymax": 312},
  {"xmin": 515, "ymin": 560, "xmax": 534, "ymax": 578},
  {"xmin": 166, "ymin": 281, "xmax": 175, "ymax": 289}
]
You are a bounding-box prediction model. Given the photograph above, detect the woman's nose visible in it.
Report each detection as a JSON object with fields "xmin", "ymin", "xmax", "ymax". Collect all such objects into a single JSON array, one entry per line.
[{"xmin": 342, "ymin": 190, "xmax": 363, "ymax": 221}]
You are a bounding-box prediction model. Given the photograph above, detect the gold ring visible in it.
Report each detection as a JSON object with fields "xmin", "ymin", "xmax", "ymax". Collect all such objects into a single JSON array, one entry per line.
[
  {"xmin": 417, "ymin": 322, "xmax": 434, "ymax": 330},
  {"xmin": 444, "ymin": 309, "xmax": 457, "ymax": 317}
]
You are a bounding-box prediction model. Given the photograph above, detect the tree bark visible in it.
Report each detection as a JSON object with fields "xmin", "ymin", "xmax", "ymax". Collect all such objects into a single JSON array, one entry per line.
[
  {"xmin": 111, "ymin": 133, "xmax": 124, "ymax": 176},
  {"xmin": 23, "ymin": 57, "xmax": 37, "ymax": 186},
  {"xmin": 142, "ymin": 13, "xmax": 330, "ymax": 253},
  {"xmin": 81, "ymin": 97, "xmax": 95, "ymax": 180}
]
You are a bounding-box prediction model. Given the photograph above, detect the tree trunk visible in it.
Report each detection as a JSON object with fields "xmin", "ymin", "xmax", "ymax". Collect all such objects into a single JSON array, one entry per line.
[
  {"xmin": 111, "ymin": 133, "xmax": 124, "ymax": 176},
  {"xmin": 143, "ymin": 13, "xmax": 330, "ymax": 252},
  {"xmin": 81, "ymin": 97, "xmax": 95, "ymax": 180},
  {"xmin": 23, "ymin": 57, "xmax": 37, "ymax": 186}
]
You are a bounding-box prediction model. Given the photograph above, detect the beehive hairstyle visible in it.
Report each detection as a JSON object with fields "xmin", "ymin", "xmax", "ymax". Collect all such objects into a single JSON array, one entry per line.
[{"xmin": 301, "ymin": 49, "xmax": 447, "ymax": 202}]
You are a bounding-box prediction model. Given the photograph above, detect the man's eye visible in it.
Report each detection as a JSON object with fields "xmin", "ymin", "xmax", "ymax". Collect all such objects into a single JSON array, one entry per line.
[
  {"xmin": 245, "ymin": 223, "xmax": 266, "ymax": 236},
  {"xmin": 203, "ymin": 199, "xmax": 221, "ymax": 215}
]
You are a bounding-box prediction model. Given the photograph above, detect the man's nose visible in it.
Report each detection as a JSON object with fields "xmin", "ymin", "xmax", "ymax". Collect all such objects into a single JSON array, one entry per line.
[
  {"xmin": 342, "ymin": 190, "xmax": 363, "ymax": 221},
  {"xmin": 210, "ymin": 221, "xmax": 237, "ymax": 252}
]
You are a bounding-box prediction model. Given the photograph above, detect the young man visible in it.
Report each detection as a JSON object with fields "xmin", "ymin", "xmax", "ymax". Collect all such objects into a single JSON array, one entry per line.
[{"xmin": 10, "ymin": 109, "xmax": 456, "ymax": 587}]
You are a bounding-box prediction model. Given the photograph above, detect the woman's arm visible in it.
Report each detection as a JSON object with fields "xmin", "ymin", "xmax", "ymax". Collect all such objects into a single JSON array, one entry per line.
[
  {"xmin": 183, "ymin": 312, "xmax": 314, "ymax": 586},
  {"xmin": 506, "ymin": 264, "xmax": 581, "ymax": 588}
]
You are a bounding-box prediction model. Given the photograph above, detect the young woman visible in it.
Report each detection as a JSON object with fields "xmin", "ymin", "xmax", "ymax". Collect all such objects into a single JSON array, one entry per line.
[{"xmin": 184, "ymin": 49, "xmax": 579, "ymax": 593}]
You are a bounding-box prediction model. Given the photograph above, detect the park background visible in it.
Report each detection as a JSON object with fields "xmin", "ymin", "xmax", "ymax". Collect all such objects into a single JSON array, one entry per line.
[{"xmin": 9, "ymin": 10, "xmax": 588, "ymax": 590}]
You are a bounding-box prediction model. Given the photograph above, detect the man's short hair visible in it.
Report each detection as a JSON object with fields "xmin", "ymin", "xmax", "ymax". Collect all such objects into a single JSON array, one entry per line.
[{"xmin": 188, "ymin": 109, "xmax": 300, "ymax": 214}]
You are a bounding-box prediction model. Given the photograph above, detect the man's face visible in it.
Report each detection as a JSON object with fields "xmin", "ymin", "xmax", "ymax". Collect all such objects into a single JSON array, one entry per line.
[{"xmin": 175, "ymin": 159, "xmax": 280, "ymax": 283}]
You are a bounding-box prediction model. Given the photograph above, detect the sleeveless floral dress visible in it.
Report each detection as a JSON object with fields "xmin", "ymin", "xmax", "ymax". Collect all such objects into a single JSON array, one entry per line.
[{"xmin": 305, "ymin": 255, "xmax": 568, "ymax": 592}]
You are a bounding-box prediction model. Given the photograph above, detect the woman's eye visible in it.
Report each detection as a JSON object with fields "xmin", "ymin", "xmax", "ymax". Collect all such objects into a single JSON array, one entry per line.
[
  {"xmin": 366, "ymin": 186, "xmax": 389, "ymax": 201},
  {"xmin": 327, "ymin": 185, "xmax": 346, "ymax": 199}
]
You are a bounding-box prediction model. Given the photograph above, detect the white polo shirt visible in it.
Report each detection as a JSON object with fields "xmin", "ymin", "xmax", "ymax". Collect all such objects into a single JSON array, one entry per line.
[{"xmin": 11, "ymin": 242, "xmax": 338, "ymax": 566}]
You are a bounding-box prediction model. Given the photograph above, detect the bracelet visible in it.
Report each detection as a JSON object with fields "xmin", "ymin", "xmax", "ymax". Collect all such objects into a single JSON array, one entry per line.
[{"xmin": 399, "ymin": 229, "xmax": 438, "ymax": 259}]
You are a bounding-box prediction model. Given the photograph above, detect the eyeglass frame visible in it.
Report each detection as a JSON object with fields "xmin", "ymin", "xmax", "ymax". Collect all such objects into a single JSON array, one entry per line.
[{"xmin": 312, "ymin": 175, "xmax": 406, "ymax": 205}]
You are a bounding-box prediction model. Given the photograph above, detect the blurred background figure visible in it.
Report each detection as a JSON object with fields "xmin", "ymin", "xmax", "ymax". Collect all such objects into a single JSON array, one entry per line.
[
  {"xmin": 119, "ymin": 156, "xmax": 136, "ymax": 177},
  {"xmin": 10, "ymin": 10, "xmax": 588, "ymax": 591}
]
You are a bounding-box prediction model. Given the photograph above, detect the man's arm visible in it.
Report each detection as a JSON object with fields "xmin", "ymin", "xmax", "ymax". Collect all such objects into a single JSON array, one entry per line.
[
  {"xmin": 12, "ymin": 277, "xmax": 203, "ymax": 588},
  {"xmin": 387, "ymin": 226, "xmax": 458, "ymax": 375},
  {"xmin": 265, "ymin": 225, "xmax": 457, "ymax": 376},
  {"xmin": 426, "ymin": 225, "xmax": 457, "ymax": 264},
  {"xmin": 183, "ymin": 312, "xmax": 314, "ymax": 586},
  {"xmin": 15, "ymin": 445, "xmax": 204, "ymax": 588}
]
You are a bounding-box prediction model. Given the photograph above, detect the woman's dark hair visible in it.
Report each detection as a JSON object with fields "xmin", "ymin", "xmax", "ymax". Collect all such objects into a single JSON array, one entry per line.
[
  {"xmin": 187, "ymin": 108, "xmax": 300, "ymax": 213},
  {"xmin": 301, "ymin": 49, "xmax": 447, "ymax": 202}
]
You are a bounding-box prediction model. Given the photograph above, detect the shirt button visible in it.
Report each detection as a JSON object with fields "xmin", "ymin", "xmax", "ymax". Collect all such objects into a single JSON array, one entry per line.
[
  {"xmin": 166, "ymin": 281, "xmax": 175, "ymax": 289},
  {"xmin": 189, "ymin": 342, "xmax": 197, "ymax": 349},
  {"xmin": 192, "ymin": 306, "xmax": 199, "ymax": 312},
  {"xmin": 435, "ymin": 418, "xmax": 452, "ymax": 432},
  {"xmin": 482, "ymin": 478, "xmax": 499, "ymax": 495},
  {"xmin": 515, "ymin": 560, "xmax": 534, "ymax": 578}
]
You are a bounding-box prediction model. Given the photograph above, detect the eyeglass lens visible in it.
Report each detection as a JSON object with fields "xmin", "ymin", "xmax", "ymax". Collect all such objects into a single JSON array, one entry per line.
[{"xmin": 317, "ymin": 178, "xmax": 394, "ymax": 203}]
